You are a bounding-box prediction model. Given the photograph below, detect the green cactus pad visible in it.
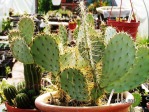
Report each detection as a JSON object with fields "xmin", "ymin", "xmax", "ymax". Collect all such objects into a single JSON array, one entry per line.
[
  {"xmin": 79, "ymin": 34, "xmax": 105, "ymax": 64},
  {"xmin": 100, "ymin": 33, "xmax": 136, "ymax": 88},
  {"xmin": 31, "ymin": 34, "xmax": 60, "ymax": 74},
  {"xmin": 60, "ymin": 68, "xmax": 89, "ymax": 101},
  {"xmin": 105, "ymin": 46, "xmax": 149, "ymax": 93},
  {"xmin": 60, "ymin": 50, "xmax": 88, "ymax": 70},
  {"xmin": 59, "ymin": 25, "xmax": 68, "ymax": 46},
  {"xmin": 18, "ymin": 17, "xmax": 34, "ymax": 44},
  {"xmin": 11, "ymin": 38, "xmax": 34, "ymax": 64},
  {"xmin": 9, "ymin": 30, "xmax": 20, "ymax": 43},
  {"xmin": 104, "ymin": 26, "xmax": 117, "ymax": 45}
]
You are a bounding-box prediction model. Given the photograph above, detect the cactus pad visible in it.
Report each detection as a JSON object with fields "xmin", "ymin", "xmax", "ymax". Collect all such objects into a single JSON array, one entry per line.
[
  {"xmin": 104, "ymin": 26, "xmax": 117, "ymax": 45},
  {"xmin": 60, "ymin": 68, "xmax": 89, "ymax": 101},
  {"xmin": 11, "ymin": 38, "xmax": 34, "ymax": 64},
  {"xmin": 60, "ymin": 50, "xmax": 88, "ymax": 70},
  {"xmin": 18, "ymin": 17, "xmax": 34, "ymax": 44},
  {"xmin": 79, "ymin": 34, "xmax": 105, "ymax": 64},
  {"xmin": 9, "ymin": 30, "xmax": 20, "ymax": 43},
  {"xmin": 105, "ymin": 46, "xmax": 149, "ymax": 93},
  {"xmin": 100, "ymin": 33, "xmax": 136, "ymax": 88},
  {"xmin": 31, "ymin": 34, "xmax": 60, "ymax": 74}
]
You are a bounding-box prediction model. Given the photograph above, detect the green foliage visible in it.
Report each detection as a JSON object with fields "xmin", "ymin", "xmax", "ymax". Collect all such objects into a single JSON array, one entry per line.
[
  {"xmin": 1, "ymin": 18, "xmax": 12, "ymax": 35},
  {"xmin": 0, "ymin": 79, "xmax": 9, "ymax": 104},
  {"xmin": 132, "ymin": 93, "xmax": 142, "ymax": 107},
  {"xmin": 38, "ymin": 0, "xmax": 53, "ymax": 13}
]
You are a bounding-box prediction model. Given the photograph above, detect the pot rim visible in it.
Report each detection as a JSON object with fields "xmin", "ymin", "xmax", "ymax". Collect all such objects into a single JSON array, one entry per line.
[{"xmin": 35, "ymin": 91, "xmax": 134, "ymax": 109}]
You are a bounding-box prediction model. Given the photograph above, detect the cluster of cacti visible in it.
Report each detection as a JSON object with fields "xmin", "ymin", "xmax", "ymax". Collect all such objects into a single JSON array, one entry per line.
[
  {"xmin": 8, "ymin": 1, "xmax": 149, "ymax": 107},
  {"xmin": 3, "ymin": 85, "xmax": 36, "ymax": 109},
  {"xmin": 9, "ymin": 17, "xmax": 42, "ymax": 94}
]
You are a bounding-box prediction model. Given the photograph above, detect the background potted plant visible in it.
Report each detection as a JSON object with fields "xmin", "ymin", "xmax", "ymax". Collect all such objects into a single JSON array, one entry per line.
[{"xmin": 3, "ymin": 17, "xmax": 42, "ymax": 112}]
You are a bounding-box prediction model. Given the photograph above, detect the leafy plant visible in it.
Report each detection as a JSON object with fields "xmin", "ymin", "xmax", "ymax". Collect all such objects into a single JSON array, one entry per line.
[
  {"xmin": 0, "ymin": 79, "xmax": 9, "ymax": 104},
  {"xmin": 0, "ymin": 18, "xmax": 12, "ymax": 35}
]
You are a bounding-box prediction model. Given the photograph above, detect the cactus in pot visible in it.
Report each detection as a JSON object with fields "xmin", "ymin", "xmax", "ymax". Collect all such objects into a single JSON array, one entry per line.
[
  {"xmin": 3, "ymin": 17, "xmax": 42, "ymax": 110},
  {"xmin": 6, "ymin": 2, "xmax": 149, "ymax": 112},
  {"xmin": 9, "ymin": 17, "xmax": 42, "ymax": 94},
  {"xmin": 32, "ymin": 2, "xmax": 149, "ymax": 111}
]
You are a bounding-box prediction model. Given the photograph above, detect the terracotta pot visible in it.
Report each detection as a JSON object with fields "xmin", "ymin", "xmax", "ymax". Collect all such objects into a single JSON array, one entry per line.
[
  {"xmin": 68, "ymin": 22, "xmax": 77, "ymax": 30},
  {"xmin": 5, "ymin": 102, "xmax": 41, "ymax": 112},
  {"xmin": 107, "ymin": 20, "xmax": 140, "ymax": 40},
  {"xmin": 62, "ymin": 0, "xmax": 66, "ymax": 3},
  {"xmin": 146, "ymin": 102, "xmax": 149, "ymax": 110},
  {"xmin": 35, "ymin": 91, "xmax": 133, "ymax": 112}
]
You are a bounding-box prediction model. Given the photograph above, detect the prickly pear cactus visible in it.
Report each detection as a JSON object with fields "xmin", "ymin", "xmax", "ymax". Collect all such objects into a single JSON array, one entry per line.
[
  {"xmin": 60, "ymin": 68, "xmax": 89, "ymax": 101},
  {"xmin": 31, "ymin": 34, "xmax": 60, "ymax": 75},
  {"xmin": 11, "ymin": 38, "xmax": 34, "ymax": 64},
  {"xmin": 100, "ymin": 33, "xmax": 136, "ymax": 89},
  {"xmin": 59, "ymin": 25, "xmax": 68, "ymax": 46},
  {"xmin": 104, "ymin": 26, "xmax": 117, "ymax": 45},
  {"xmin": 105, "ymin": 46, "xmax": 149, "ymax": 92},
  {"xmin": 9, "ymin": 30, "xmax": 20, "ymax": 43},
  {"xmin": 9, "ymin": 17, "xmax": 42, "ymax": 95},
  {"xmin": 18, "ymin": 17, "xmax": 34, "ymax": 45}
]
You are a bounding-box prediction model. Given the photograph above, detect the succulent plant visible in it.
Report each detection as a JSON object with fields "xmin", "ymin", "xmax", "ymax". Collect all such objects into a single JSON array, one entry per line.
[
  {"xmin": 15, "ymin": 93, "xmax": 33, "ymax": 109},
  {"xmin": 8, "ymin": 2, "xmax": 149, "ymax": 107},
  {"xmin": 30, "ymin": 1, "xmax": 149, "ymax": 106},
  {"xmin": 3, "ymin": 85, "xmax": 17, "ymax": 105},
  {"xmin": 8, "ymin": 16, "xmax": 42, "ymax": 107}
]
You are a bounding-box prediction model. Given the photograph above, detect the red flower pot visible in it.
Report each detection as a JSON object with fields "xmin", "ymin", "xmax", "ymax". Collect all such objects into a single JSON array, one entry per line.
[
  {"xmin": 146, "ymin": 102, "xmax": 149, "ymax": 110},
  {"xmin": 35, "ymin": 92, "xmax": 133, "ymax": 112},
  {"xmin": 62, "ymin": 0, "xmax": 66, "ymax": 3},
  {"xmin": 107, "ymin": 20, "xmax": 140, "ymax": 40},
  {"xmin": 68, "ymin": 22, "xmax": 77, "ymax": 30},
  {"xmin": 5, "ymin": 102, "xmax": 41, "ymax": 112}
]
